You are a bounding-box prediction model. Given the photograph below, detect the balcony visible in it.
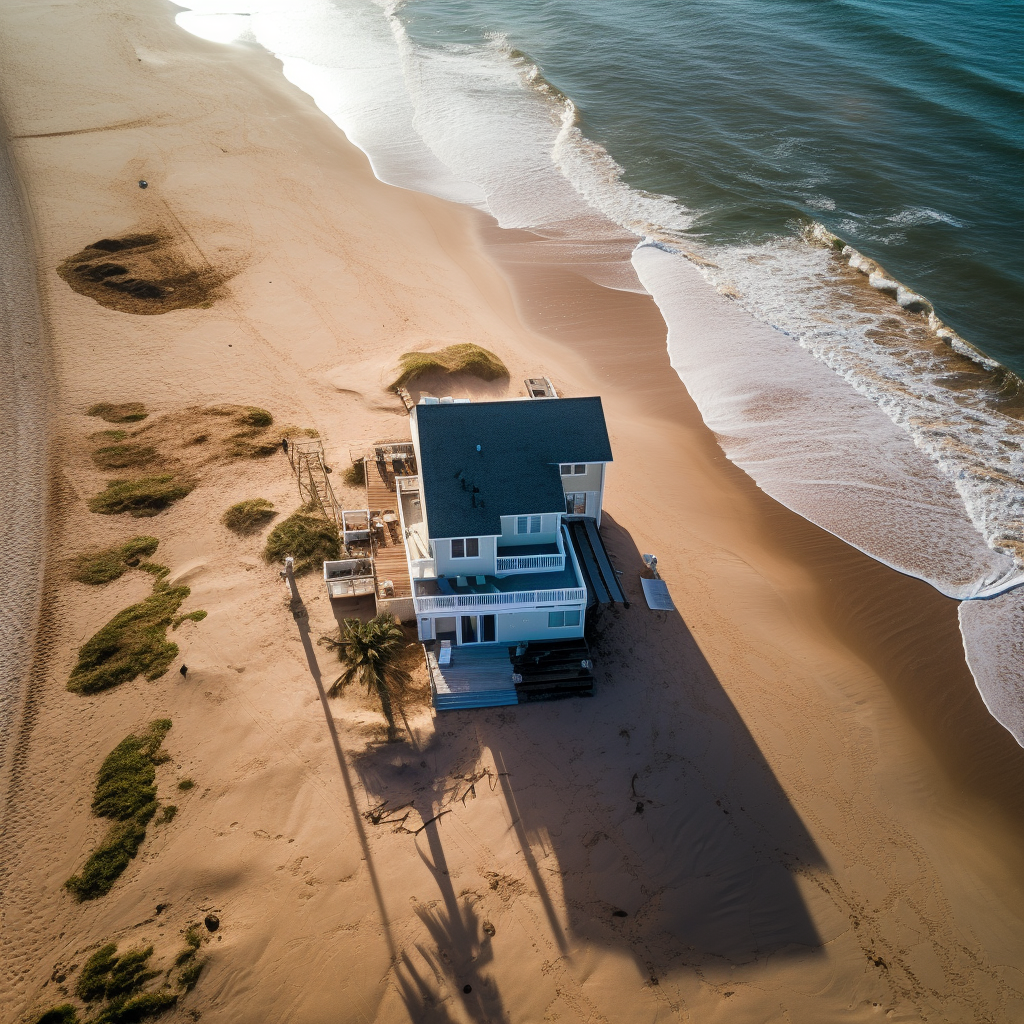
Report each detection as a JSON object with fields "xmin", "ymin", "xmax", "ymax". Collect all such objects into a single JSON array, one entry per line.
[
  {"xmin": 495, "ymin": 541, "xmax": 565, "ymax": 576},
  {"xmin": 413, "ymin": 564, "xmax": 585, "ymax": 615}
]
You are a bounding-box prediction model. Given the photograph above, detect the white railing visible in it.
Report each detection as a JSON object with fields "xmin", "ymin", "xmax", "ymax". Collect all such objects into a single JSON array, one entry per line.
[
  {"xmin": 495, "ymin": 553, "xmax": 565, "ymax": 574},
  {"xmin": 414, "ymin": 587, "xmax": 586, "ymax": 614}
]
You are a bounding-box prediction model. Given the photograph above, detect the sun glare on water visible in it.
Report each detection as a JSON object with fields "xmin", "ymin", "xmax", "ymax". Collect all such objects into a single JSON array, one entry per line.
[{"xmin": 174, "ymin": 12, "xmax": 250, "ymax": 45}]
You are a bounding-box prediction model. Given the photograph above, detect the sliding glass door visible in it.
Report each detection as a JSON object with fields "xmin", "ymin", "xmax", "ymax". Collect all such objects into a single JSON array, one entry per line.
[{"xmin": 460, "ymin": 614, "xmax": 496, "ymax": 644}]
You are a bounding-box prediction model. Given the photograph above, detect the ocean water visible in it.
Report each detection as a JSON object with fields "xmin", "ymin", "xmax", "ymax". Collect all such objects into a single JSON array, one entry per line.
[{"xmin": 174, "ymin": 0, "xmax": 1024, "ymax": 741}]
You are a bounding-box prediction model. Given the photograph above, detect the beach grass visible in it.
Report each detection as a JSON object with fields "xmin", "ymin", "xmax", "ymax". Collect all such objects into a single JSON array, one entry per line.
[
  {"xmin": 32, "ymin": 1006, "xmax": 79, "ymax": 1024},
  {"xmin": 236, "ymin": 406, "xmax": 273, "ymax": 429},
  {"xmin": 343, "ymin": 458, "xmax": 366, "ymax": 487},
  {"xmin": 175, "ymin": 926, "xmax": 207, "ymax": 991},
  {"xmin": 172, "ymin": 609, "xmax": 207, "ymax": 630},
  {"xmin": 263, "ymin": 507, "xmax": 340, "ymax": 575},
  {"xmin": 389, "ymin": 343, "xmax": 508, "ymax": 391},
  {"xmin": 89, "ymin": 476, "xmax": 195, "ymax": 517},
  {"xmin": 65, "ymin": 721, "xmax": 171, "ymax": 901},
  {"xmin": 67, "ymin": 583, "xmax": 190, "ymax": 694},
  {"xmin": 88, "ymin": 402, "xmax": 148, "ymax": 423},
  {"xmin": 71, "ymin": 536, "xmax": 160, "ymax": 585},
  {"xmin": 177, "ymin": 955, "xmax": 206, "ymax": 993},
  {"xmin": 71, "ymin": 941, "xmax": 178, "ymax": 1022},
  {"xmin": 177, "ymin": 777, "xmax": 194, "ymax": 791},
  {"xmin": 92, "ymin": 990, "xmax": 177, "ymax": 1024},
  {"xmin": 92, "ymin": 443, "xmax": 159, "ymax": 470},
  {"xmin": 223, "ymin": 498, "xmax": 277, "ymax": 535},
  {"xmin": 226, "ymin": 434, "xmax": 280, "ymax": 458}
]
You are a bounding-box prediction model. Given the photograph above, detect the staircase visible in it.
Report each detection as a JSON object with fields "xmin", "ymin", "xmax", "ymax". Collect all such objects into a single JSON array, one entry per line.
[
  {"xmin": 288, "ymin": 438, "xmax": 341, "ymax": 526},
  {"xmin": 511, "ymin": 638, "xmax": 595, "ymax": 702},
  {"xmin": 426, "ymin": 646, "xmax": 519, "ymax": 711}
]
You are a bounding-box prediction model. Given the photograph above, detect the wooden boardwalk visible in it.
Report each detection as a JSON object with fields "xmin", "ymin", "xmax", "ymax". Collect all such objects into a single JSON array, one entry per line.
[{"xmin": 364, "ymin": 443, "xmax": 414, "ymax": 601}]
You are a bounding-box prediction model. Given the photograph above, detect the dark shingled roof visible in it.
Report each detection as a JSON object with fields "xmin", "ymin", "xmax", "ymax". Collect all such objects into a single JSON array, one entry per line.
[{"xmin": 414, "ymin": 397, "xmax": 613, "ymax": 539}]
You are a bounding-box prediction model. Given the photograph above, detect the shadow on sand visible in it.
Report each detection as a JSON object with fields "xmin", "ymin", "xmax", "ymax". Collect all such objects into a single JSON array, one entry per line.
[{"xmin": 338, "ymin": 515, "xmax": 825, "ymax": 1017}]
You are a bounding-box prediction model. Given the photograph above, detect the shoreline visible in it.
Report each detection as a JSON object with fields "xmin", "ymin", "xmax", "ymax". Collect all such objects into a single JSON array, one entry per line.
[
  {"xmin": 176, "ymin": 5, "xmax": 1024, "ymax": 740},
  {"xmin": 1, "ymin": 3, "xmax": 1022, "ymax": 1022}
]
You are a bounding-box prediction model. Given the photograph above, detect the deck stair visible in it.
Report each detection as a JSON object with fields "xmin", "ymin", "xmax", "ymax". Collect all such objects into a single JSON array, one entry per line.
[
  {"xmin": 287, "ymin": 438, "xmax": 341, "ymax": 526},
  {"xmin": 563, "ymin": 516, "xmax": 626, "ymax": 606},
  {"xmin": 426, "ymin": 644, "xmax": 519, "ymax": 710},
  {"xmin": 510, "ymin": 639, "xmax": 595, "ymax": 702}
]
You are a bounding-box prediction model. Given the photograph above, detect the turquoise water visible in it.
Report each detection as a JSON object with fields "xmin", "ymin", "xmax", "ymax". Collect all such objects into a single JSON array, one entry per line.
[{"xmin": 403, "ymin": 0, "xmax": 1024, "ymax": 372}]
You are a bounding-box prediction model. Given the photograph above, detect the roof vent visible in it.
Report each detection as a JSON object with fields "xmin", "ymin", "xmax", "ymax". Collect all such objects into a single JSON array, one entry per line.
[{"xmin": 475, "ymin": 444, "xmax": 482, "ymax": 453}]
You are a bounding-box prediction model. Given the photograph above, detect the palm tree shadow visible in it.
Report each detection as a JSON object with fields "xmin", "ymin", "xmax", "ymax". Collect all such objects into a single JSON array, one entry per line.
[
  {"xmin": 349, "ymin": 514, "xmax": 826, "ymax": 993},
  {"xmin": 393, "ymin": 820, "xmax": 511, "ymax": 1023}
]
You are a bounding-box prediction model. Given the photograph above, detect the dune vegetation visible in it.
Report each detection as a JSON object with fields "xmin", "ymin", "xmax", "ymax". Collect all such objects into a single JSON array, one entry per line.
[
  {"xmin": 222, "ymin": 498, "xmax": 277, "ymax": 535},
  {"xmin": 71, "ymin": 536, "xmax": 161, "ymax": 586},
  {"xmin": 88, "ymin": 476, "xmax": 195, "ymax": 518},
  {"xmin": 263, "ymin": 507, "xmax": 340, "ymax": 575},
  {"xmin": 67, "ymin": 577, "xmax": 200, "ymax": 694},
  {"xmin": 64, "ymin": 720, "xmax": 171, "ymax": 902},
  {"xmin": 389, "ymin": 343, "xmax": 508, "ymax": 391},
  {"xmin": 87, "ymin": 402, "xmax": 148, "ymax": 423}
]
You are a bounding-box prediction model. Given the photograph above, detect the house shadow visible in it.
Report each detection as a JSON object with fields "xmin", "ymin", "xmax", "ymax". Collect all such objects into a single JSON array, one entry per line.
[{"xmin": 348, "ymin": 513, "xmax": 826, "ymax": 1003}]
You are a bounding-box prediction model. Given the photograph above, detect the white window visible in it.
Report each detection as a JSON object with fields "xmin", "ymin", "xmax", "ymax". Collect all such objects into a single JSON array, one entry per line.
[
  {"xmin": 451, "ymin": 538, "xmax": 479, "ymax": 558},
  {"xmin": 516, "ymin": 515, "xmax": 542, "ymax": 534},
  {"xmin": 560, "ymin": 464, "xmax": 587, "ymax": 476},
  {"xmin": 548, "ymin": 610, "xmax": 581, "ymax": 628}
]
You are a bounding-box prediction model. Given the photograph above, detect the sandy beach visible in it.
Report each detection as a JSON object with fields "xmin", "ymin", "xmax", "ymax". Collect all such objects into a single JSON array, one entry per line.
[{"xmin": 1, "ymin": 2, "xmax": 1022, "ymax": 1022}]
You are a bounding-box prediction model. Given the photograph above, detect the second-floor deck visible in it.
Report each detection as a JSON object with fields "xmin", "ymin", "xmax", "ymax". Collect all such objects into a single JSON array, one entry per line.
[
  {"xmin": 413, "ymin": 564, "xmax": 585, "ymax": 613},
  {"xmin": 495, "ymin": 541, "xmax": 564, "ymax": 574}
]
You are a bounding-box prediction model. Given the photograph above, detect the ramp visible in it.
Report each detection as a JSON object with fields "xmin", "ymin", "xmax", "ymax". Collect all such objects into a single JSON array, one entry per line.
[{"xmin": 564, "ymin": 517, "xmax": 626, "ymax": 605}]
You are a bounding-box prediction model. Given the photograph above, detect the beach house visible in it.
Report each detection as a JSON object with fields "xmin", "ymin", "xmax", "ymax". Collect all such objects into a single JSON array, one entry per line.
[{"xmin": 390, "ymin": 395, "xmax": 625, "ymax": 708}]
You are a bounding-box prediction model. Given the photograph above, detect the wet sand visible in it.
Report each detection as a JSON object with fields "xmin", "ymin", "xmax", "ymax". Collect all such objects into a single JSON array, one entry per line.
[{"xmin": 0, "ymin": 2, "xmax": 1022, "ymax": 1022}]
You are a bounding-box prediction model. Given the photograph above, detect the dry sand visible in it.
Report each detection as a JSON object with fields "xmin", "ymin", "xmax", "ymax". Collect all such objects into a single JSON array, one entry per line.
[{"xmin": 0, "ymin": 2, "xmax": 1022, "ymax": 1022}]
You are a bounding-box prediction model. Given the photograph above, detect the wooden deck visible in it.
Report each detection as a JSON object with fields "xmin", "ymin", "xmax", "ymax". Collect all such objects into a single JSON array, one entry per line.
[
  {"xmin": 364, "ymin": 443, "xmax": 415, "ymax": 601},
  {"xmin": 425, "ymin": 644, "xmax": 519, "ymax": 710}
]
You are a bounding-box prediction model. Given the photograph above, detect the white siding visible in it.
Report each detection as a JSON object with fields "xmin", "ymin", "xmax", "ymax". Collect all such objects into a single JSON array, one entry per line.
[
  {"xmin": 498, "ymin": 512, "xmax": 561, "ymax": 548},
  {"xmin": 434, "ymin": 535, "xmax": 497, "ymax": 578},
  {"xmin": 560, "ymin": 463, "xmax": 603, "ymax": 493},
  {"xmin": 496, "ymin": 609, "xmax": 585, "ymax": 643}
]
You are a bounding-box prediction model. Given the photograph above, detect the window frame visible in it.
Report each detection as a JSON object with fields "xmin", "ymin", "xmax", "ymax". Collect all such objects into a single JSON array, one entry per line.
[
  {"xmin": 548, "ymin": 610, "xmax": 581, "ymax": 628},
  {"xmin": 560, "ymin": 463, "xmax": 588, "ymax": 476},
  {"xmin": 516, "ymin": 515, "xmax": 542, "ymax": 534},
  {"xmin": 450, "ymin": 537, "xmax": 480, "ymax": 559}
]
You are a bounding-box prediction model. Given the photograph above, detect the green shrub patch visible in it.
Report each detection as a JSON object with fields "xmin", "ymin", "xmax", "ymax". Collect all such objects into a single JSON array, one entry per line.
[
  {"xmin": 263, "ymin": 508, "xmax": 340, "ymax": 575},
  {"xmin": 33, "ymin": 1006, "xmax": 79, "ymax": 1024},
  {"xmin": 343, "ymin": 459, "xmax": 365, "ymax": 487},
  {"xmin": 88, "ymin": 476, "xmax": 195, "ymax": 518},
  {"xmin": 37, "ymin": 924, "xmax": 207, "ymax": 1022},
  {"xmin": 236, "ymin": 406, "xmax": 273, "ymax": 429},
  {"xmin": 71, "ymin": 537, "xmax": 160, "ymax": 586},
  {"xmin": 67, "ymin": 584, "xmax": 189, "ymax": 694},
  {"xmin": 92, "ymin": 444, "xmax": 159, "ymax": 471},
  {"xmin": 65, "ymin": 721, "xmax": 171, "ymax": 901},
  {"xmin": 222, "ymin": 498, "xmax": 276, "ymax": 535},
  {"xmin": 389, "ymin": 343, "xmax": 508, "ymax": 391},
  {"xmin": 88, "ymin": 403, "xmax": 148, "ymax": 423}
]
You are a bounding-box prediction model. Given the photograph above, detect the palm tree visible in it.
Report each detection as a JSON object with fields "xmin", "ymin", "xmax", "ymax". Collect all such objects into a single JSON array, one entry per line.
[{"xmin": 319, "ymin": 614, "xmax": 412, "ymax": 740}]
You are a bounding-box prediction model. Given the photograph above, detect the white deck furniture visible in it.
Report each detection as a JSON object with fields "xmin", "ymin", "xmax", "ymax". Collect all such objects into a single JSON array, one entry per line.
[{"xmin": 323, "ymin": 559, "xmax": 375, "ymax": 599}]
